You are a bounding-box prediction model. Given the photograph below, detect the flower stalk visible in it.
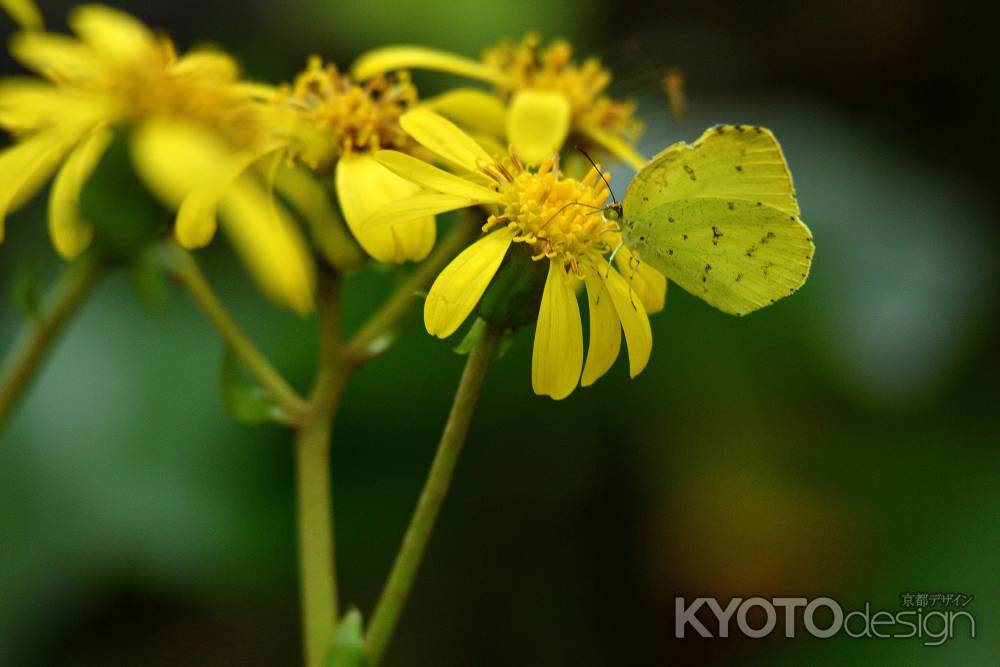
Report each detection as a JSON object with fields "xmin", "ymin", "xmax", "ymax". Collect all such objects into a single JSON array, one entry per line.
[
  {"xmin": 296, "ymin": 272, "xmax": 347, "ymax": 667},
  {"xmin": 162, "ymin": 242, "xmax": 308, "ymax": 424},
  {"xmin": 0, "ymin": 252, "xmax": 106, "ymax": 431},
  {"xmin": 343, "ymin": 214, "xmax": 478, "ymax": 368},
  {"xmin": 365, "ymin": 320, "xmax": 502, "ymax": 665}
]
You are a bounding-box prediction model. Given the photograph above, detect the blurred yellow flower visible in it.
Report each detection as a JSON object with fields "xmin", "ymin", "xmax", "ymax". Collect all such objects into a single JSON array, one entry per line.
[
  {"xmin": 352, "ymin": 34, "xmax": 645, "ymax": 169},
  {"xmin": 367, "ymin": 110, "xmax": 665, "ymax": 399},
  {"xmin": 0, "ymin": 4, "xmax": 315, "ymax": 314},
  {"xmin": 268, "ymin": 57, "xmax": 435, "ymax": 264},
  {"xmin": 0, "ymin": 0, "xmax": 42, "ymax": 29}
]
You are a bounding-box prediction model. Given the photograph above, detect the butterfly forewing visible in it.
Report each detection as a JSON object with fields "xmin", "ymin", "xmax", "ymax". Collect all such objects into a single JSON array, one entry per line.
[
  {"xmin": 626, "ymin": 199, "xmax": 813, "ymax": 315},
  {"xmin": 624, "ymin": 124, "xmax": 800, "ymax": 217}
]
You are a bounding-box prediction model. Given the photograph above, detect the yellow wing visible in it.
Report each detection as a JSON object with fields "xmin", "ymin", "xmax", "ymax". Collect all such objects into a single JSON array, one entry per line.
[
  {"xmin": 625, "ymin": 199, "xmax": 813, "ymax": 316},
  {"xmin": 624, "ymin": 124, "xmax": 799, "ymax": 217}
]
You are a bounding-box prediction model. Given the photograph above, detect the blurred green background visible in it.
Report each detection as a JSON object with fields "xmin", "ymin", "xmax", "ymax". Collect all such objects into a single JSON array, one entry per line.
[{"xmin": 1, "ymin": 1, "xmax": 998, "ymax": 665}]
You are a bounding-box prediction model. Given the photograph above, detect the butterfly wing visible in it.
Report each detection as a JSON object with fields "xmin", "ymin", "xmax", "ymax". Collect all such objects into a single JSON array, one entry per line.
[
  {"xmin": 622, "ymin": 125, "xmax": 812, "ymax": 315},
  {"xmin": 624, "ymin": 124, "xmax": 799, "ymax": 217},
  {"xmin": 625, "ymin": 199, "xmax": 812, "ymax": 315}
]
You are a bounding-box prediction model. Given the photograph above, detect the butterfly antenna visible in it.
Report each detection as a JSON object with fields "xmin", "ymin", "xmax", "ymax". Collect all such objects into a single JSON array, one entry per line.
[{"xmin": 574, "ymin": 145, "xmax": 618, "ymax": 207}]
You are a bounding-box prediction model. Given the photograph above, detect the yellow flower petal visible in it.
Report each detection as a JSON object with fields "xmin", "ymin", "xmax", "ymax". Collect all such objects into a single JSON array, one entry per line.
[
  {"xmin": 374, "ymin": 150, "xmax": 501, "ymax": 202},
  {"xmin": 581, "ymin": 270, "xmax": 622, "ymax": 387},
  {"xmin": 616, "ymin": 248, "xmax": 667, "ymax": 314},
  {"xmin": 604, "ymin": 267, "xmax": 652, "ymax": 377},
  {"xmin": 532, "ymin": 261, "xmax": 584, "ymax": 400},
  {"xmin": 424, "ymin": 228, "xmax": 514, "ymax": 338},
  {"xmin": 48, "ymin": 124, "xmax": 112, "ymax": 258},
  {"xmin": 579, "ymin": 122, "xmax": 646, "ymax": 171},
  {"xmin": 423, "ymin": 88, "xmax": 507, "ymax": 139},
  {"xmin": 130, "ymin": 118, "xmax": 231, "ymax": 247},
  {"xmin": 399, "ymin": 108, "xmax": 493, "ymax": 173},
  {"xmin": 352, "ymin": 46, "xmax": 508, "ymax": 85},
  {"xmin": 0, "ymin": 129, "xmax": 79, "ymax": 241},
  {"xmin": 336, "ymin": 153, "xmax": 436, "ymax": 263},
  {"xmin": 363, "ymin": 192, "xmax": 478, "ymax": 231},
  {"xmin": 507, "ymin": 90, "xmax": 571, "ymax": 165},
  {"xmin": 69, "ymin": 4, "xmax": 155, "ymax": 64},
  {"xmin": 218, "ymin": 176, "xmax": 316, "ymax": 315},
  {"xmin": 272, "ymin": 163, "xmax": 363, "ymax": 270},
  {"xmin": 0, "ymin": 0, "xmax": 43, "ymax": 30},
  {"xmin": 131, "ymin": 119, "xmax": 223, "ymax": 208},
  {"xmin": 8, "ymin": 31, "xmax": 101, "ymax": 82},
  {"xmin": 0, "ymin": 79, "xmax": 108, "ymax": 132},
  {"xmin": 171, "ymin": 50, "xmax": 239, "ymax": 80}
]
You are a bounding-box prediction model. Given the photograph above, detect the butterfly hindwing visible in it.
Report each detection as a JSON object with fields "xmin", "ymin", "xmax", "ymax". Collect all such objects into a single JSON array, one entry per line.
[{"xmin": 625, "ymin": 199, "xmax": 812, "ymax": 315}]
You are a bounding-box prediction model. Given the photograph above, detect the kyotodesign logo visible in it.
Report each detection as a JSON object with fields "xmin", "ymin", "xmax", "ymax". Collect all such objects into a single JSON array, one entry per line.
[{"xmin": 674, "ymin": 594, "xmax": 976, "ymax": 646}]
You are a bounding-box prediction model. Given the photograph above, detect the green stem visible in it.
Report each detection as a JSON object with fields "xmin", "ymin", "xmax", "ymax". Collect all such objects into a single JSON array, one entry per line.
[
  {"xmin": 0, "ymin": 254, "xmax": 105, "ymax": 430},
  {"xmin": 344, "ymin": 216, "xmax": 477, "ymax": 367},
  {"xmin": 296, "ymin": 273, "xmax": 346, "ymax": 667},
  {"xmin": 163, "ymin": 243, "xmax": 307, "ymax": 423},
  {"xmin": 365, "ymin": 322, "xmax": 502, "ymax": 665}
]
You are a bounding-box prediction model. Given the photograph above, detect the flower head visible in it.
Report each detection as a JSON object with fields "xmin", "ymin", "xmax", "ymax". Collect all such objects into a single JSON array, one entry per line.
[
  {"xmin": 0, "ymin": 3, "xmax": 314, "ymax": 314},
  {"xmin": 367, "ymin": 110, "xmax": 666, "ymax": 399},
  {"xmin": 268, "ymin": 57, "xmax": 435, "ymax": 264},
  {"xmin": 352, "ymin": 34, "xmax": 646, "ymax": 169}
]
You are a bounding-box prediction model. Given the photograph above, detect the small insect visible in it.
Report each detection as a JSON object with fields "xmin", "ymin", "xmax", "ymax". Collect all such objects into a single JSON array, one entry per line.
[
  {"xmin": 662, "ymin": 67, "xmax": 688, "ymax": 121},
  {"xmin": 607, "ymin": 125, "xmax": 814, "ymax": 316}
]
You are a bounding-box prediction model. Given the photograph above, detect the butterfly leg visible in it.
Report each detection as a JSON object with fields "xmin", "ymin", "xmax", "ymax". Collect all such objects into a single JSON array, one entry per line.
[{"xmin": 627, "ymin": 255, "xmax": 641, "ymax": 310}]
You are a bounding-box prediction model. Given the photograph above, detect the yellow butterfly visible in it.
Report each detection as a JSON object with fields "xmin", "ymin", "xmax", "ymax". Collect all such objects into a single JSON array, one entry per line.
[{"xmin": 606, "ymin": 125, "xmax": 814, "ymax": 316}]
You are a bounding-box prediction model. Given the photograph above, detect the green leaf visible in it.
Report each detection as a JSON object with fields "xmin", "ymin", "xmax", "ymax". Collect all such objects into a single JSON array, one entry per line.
[
  {"xmin": 219, "ymin": 346, "xmax": 283, "ymax": 424},
  {"xmin": 476, "ymin": 244, "xmax": 548, "ymax": 330},
  {"xmin": 453, "ymin": 317, "xmax": 487, "ymax": 355},
  {"xmin": 326, "ymin": 608, "xmax": 369, "ymax": 667},
  {"xmin": 128, "ymin": 247, "xmax": 170, "ymax": 311},
  {"xmin": 10, "ymin": 263, "xmax": 43, "ymax": 320}
]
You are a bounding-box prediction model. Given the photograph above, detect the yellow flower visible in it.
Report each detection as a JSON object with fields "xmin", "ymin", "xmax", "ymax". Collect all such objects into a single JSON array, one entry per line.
[
  {"xmin": 267, "ymin": 57, "xmax": 435, "ymax": 264},
  {"xmin": 352, "ymin": 34, "xmax": 646, "ymax": 169},
  {"xmin": 367, "ymin": 110, "xmax": 666, "ymax": 399},
  {"xmin": 0, "ymin": 4, "xmax": 315, "ymax": 314}
]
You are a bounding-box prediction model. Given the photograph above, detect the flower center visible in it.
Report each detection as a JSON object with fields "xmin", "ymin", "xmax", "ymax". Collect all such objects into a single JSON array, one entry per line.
[
  {"xmin": 105, "ymin": 39, "xmax": 263, "ymax": 148},
  {"xmin": 283, "ymin": 56, "xmax": 417, "ymax": 167},
  {"xmin": 483, "ymin": 154, "xmax": 614, "ymax": 270},
  {"xmin": 482, "ymin": 34, "xmax": 641, "ymax": 140}
]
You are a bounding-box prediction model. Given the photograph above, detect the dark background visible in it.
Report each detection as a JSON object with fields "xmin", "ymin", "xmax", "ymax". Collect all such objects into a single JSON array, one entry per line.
[{"xmin": 1, "ymin": 1, "xmax": 997, "ymax": 665}]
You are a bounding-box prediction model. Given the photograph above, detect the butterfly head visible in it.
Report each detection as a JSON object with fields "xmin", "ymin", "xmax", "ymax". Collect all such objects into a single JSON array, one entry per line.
[{"xmin": 604, "ymin": 202, "xmax": 623, "ymax": 222}]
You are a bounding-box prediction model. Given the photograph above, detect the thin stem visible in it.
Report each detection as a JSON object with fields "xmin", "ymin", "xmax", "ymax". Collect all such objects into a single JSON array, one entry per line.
[
  {"xmin": 296, "ymin": 272, "xmax": 346, "ymax": 667},
  {"xmin": 0, "ymin": 253, "xmax": 105, "ymax": 430},
  {"xmin": 163, "ymin": 242, "xmax": 307, "ymax": 423},
  {"xmin": 365, "ymin": 322, "xmax": 502, "ymax": 665},
  {"xmin": 344, "ymin": 216, "xmax": 477, "ymax": 368}
]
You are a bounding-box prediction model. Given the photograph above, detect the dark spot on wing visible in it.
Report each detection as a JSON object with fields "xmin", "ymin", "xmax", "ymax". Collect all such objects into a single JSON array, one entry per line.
[
  {"xmin": 760, "ymin": 231, "xmax": 776, "ymax": 245},
  {"xmin": 639, "ymin": 235, "xmax": 645, "ymax": 241},
  {"xmin": 683, "ymin": 164, "xmax": 696, "ymax": 180},
  {"xmin": 712, "ymin": 226, "xmax": 723, "ymax": 245},
  {"xmin": 682, "ymin": 234, "xmax": 688, "ymax": 240},
  {"xmin": 753, "ymin": 126, "xmax": 763, "ymax": 134},
  {"xmin": 701, "ymin": 263, "xmax": 712, "ymax": 283},
  {"xmin": 756, "ymin": 201, "xmax": 763, "ymax": 206},
  {"xmin": 714, "ymin": 125, "xmax": 726, "ymax": 134},
  {"xmin": 667, "ymin": 249, "xmax": 674, "ymax": 255},
  {"xmin": 735, "ymin": 165, "xmax": 743, "ymax": 172},
  {"xmin": 762, "ymin": 262, "xmax": 773, "ymax": 277},
  {"xmin": 668, "ymin": 216, "xmax": 675, "ymax": 223},
  {"xmin": 735, "ymin": 125, "xmax": 745, "ymax": 132},
  {"xmin": 735, "ymin": 272, "xmax": 743, "ymax": 282},
  {"xmin": 727, "ymin": 201, "xmax": 735, "ymax": 210},
  {"xmin": 746, "ymin": 245, "xmax": 757, "ymax": 258}
]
